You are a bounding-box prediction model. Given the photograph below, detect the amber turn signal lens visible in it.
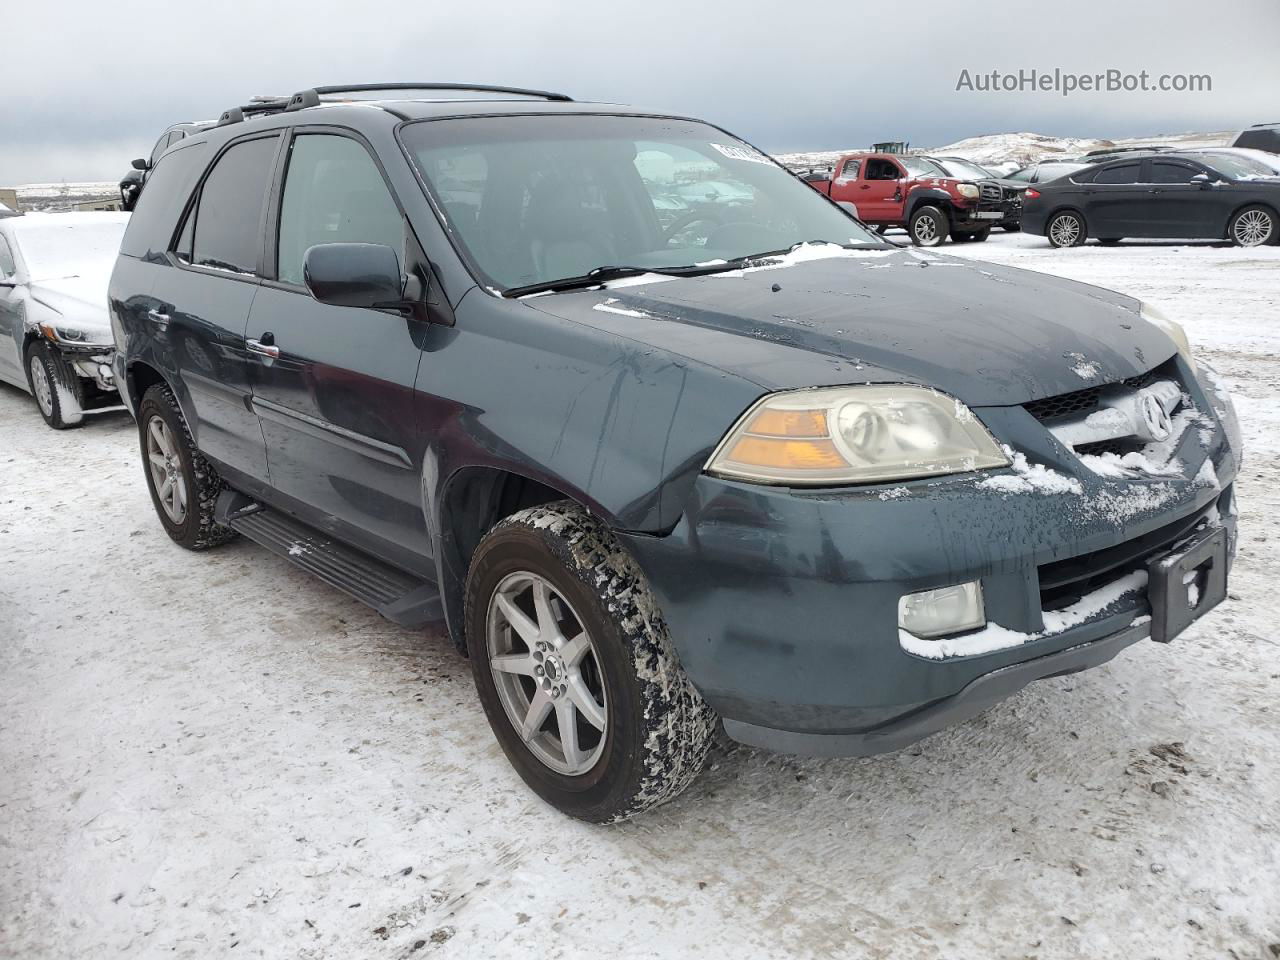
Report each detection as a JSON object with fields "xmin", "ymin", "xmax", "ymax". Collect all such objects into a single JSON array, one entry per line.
[
  {"xmin": 746, "ymin": 408, "xmax": 829, "ymax": 438},
  {"xmin": 726, "ymin": 436, "xmax": 847, "ymax": 469}
]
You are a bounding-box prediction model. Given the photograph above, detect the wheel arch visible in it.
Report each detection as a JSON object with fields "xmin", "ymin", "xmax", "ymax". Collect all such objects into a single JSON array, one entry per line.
[
  {"xmin": 1044, "ymin": 204, "xmax": 1088, "ymax": 226},
  {"xmin": 905, "ymin": 190, "xmax": 956, "ymax": 223},
  {"xmin": 430, "ymin": 463, "xmax": 610, "ymax": 653}
]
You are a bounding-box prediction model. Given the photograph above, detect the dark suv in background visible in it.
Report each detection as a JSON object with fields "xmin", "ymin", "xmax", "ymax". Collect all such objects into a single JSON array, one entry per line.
[
  {"xmin": 119, "ymin": 120, "xmax": 216, "ymax": 211},
  {"xmin": 110, "ymin": 83, "xmax": 1241, "ymax": 822}
]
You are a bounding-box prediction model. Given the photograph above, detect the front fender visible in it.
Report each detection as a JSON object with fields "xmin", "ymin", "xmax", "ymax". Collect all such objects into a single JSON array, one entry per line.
[{"xmin": 905, "ymin": 188, "xmax": 956, "ymax": 219}]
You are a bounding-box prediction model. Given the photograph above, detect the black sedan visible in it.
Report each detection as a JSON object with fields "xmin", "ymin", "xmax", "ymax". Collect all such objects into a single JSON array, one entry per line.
[{"xmin": 1021, "ymin": 151, "xmax": 1280, "ymax": 248}]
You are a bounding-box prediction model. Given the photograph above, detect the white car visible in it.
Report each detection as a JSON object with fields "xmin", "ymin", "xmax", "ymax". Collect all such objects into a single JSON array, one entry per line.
[{"xmin": 0, "ymin": 212, "xmax": 130, "ymax": 428}]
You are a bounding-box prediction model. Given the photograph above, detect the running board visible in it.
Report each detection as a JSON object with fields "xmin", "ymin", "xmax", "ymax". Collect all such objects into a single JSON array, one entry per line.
[{"xmin": 214, "ymin": 490, "xmax": 444, "ymax": 627}]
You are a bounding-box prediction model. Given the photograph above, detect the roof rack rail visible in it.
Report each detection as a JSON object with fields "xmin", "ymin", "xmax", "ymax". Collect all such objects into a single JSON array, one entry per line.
[
  {"xmin": 216, "ymin": 97, "xmax": 291, "ymax": 127},
  {"xmin": 284, "ymin": 82, "xmax": 574, "ymax": 112}
]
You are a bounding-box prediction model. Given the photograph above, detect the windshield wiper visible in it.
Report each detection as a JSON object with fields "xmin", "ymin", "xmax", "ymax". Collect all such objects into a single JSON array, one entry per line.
[{"xmin": 504, "ymin": 262, "xmax": 739, "ymax": 299}]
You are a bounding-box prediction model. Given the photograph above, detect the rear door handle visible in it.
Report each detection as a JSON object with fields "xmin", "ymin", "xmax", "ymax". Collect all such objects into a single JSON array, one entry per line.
[{"xmin": 247, "ymin": 336, "xmax": 279, "ymax": 359}]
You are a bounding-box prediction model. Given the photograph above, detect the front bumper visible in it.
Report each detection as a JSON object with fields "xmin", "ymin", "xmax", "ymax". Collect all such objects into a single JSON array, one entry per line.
[
  {"xmin": 618, "ymin": 362, "xmax": 1240, "ymax": 756},
  {"xmin": 955, "ymin": 200, "xmax": 1018, "ymax": 228}
]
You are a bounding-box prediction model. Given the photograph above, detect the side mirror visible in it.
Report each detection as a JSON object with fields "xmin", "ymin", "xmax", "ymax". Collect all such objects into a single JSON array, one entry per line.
[
  {"xmin": 1190, "ymin": 173, "xmax": 1212, "ymax": 189},
  {"xmin": 303, "ymin": 243, "xmax": 404, "ymax": 309},
  {"xmin": 131, "ymin": 158, "xmax": 149, "ymax": 171}
]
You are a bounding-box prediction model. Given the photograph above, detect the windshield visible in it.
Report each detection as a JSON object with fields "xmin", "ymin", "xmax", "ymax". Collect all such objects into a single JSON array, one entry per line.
[
  {"xmin": 400, "ymin": 115, "xmax": 883, "ymax": 292},
  {"xmin": 899, "ymin": 156, "xmax": 947, "ymax": 178},
  {"xmin": 14, "ymin": 219, "xmax": 128, "ymax": 282},
  {"xmin": 934, "ymin": 158, "xmax": 993, "ymax": 180},
  {"xmin": 1181, "ymin": 151, "xmax": 1280, "ymax": 179}
]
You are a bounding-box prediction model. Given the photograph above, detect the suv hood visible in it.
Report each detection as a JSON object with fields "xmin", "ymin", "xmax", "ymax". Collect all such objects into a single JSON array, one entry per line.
[{"xmin": 525, "ymin": 247, "xmax": 1174, "ymax": 408}]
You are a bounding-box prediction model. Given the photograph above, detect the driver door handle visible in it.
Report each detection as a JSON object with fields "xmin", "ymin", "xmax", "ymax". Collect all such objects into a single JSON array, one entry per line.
[{"xmin": 247, "ymin": 334, "xmax": 279, "ymax": 359}]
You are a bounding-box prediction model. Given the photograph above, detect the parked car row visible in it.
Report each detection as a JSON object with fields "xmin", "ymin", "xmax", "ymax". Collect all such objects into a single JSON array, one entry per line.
[
  {"xmin": 3, "ymin": 86, "xmax": 1252, "ymax": 825},
  {"xmin": 1023, "ymin": 148, "xmax": 1280, "ymax": 247}
]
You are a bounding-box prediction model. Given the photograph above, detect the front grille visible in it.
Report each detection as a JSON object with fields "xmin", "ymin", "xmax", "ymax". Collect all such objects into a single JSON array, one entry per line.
[
  {"xmin": 1074, "ymin": 438, "xmax": 1144, "ymax": 457},
  {"xmin": 1024, "ymin": 358, "xmax": 1181, "ymax": 424},
  {"xmin": 1024, "ymin": 385, "xmax": 1104, "ymax": 422},
  {"xmin": 1038, "ymin": 499, "xmax": 1215, "ymax": 610},
  {"xmin": 980, "ymin": 183, "xmax": 1003, "ymax": 203}
]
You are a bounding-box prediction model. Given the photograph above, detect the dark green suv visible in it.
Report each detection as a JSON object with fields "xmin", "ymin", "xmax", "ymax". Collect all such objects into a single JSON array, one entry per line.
[{"xmin": 110, "ymin": 84, "xmax": 1241, "ymax": 822}]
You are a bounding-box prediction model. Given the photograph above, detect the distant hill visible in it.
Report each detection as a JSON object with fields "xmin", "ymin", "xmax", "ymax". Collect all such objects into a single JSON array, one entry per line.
[
  {"xmin": 775, "ymin": 130, "xmax": 1233, "ymax": 173},
  {"xmin": 8, "ymin": 181, "xmax": 119, "ymax": 212}
]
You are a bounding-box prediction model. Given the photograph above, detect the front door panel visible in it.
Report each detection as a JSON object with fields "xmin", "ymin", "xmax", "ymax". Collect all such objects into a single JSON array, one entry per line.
[{"xmin": 246, "ymin": 289, "xmax": 428, "ymax": 567}]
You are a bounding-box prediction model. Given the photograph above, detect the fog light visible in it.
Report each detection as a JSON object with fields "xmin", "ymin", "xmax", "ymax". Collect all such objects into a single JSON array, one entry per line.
[{"xmin": 898, "ymin": 581, "xmax": 986, "ymax": 638}]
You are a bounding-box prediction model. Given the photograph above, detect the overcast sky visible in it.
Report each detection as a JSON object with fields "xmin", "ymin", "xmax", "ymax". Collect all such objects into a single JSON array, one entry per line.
[{"xmin": 3, "ymin": 0, "xmax": 1277, "ymax": 185}]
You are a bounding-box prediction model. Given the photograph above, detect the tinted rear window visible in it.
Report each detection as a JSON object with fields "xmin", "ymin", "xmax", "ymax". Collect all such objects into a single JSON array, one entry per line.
[
  {"xmin": 119, "ymin": 142, "xmax": 208, "ymax": 260},
  {"xmin": 189, "ymin": 136, "xmax": 279, "ymax": 275},
  {"xmin": 1093, "ymin": 163, "xmax": 1141, "ymax": 184}
]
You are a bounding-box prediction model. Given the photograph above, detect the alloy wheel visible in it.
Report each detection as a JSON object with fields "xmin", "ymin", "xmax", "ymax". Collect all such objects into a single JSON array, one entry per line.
[
  {"xmin": 146, "ymin": 415, "xmax": 188, "ymax": 524},
  {"xmin": 1050, "ymin": 214, "xmax": 1081, "ymax": 247},
  {"xmin": 914, "ymin": 215, "xmax": 938, "ymax": 244},
  {"xmin": 1233, "ymin": 209, "xmax": 1272, "ymax": 247},
  {"xmin": 486, "ymin": 571, "xmax": 608, "ymax": 776},
  {"xmin": 29, "ymin": 356, "xmax": 53, "ymax": 418}
]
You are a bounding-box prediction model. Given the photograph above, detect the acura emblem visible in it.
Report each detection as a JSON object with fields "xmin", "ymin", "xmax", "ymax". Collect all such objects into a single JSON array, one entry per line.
[{"xmin": 1139, "ymin": 392, "xmax": 1173, "ymax": 441}]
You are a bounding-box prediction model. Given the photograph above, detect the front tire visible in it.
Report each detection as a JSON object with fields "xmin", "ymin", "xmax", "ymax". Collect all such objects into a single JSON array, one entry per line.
[
  {"xmin": 1047, "ymin": 210, "xmax": 1087, "ymax": 248},
  {"xmin": 909, "ymin": 205, "xmax": 949, "ymax": 247},
  {"xmin": 25, "ymin": 340, "xmax": 84, "ymax": 430},
  {"xmin": 465, "ymin": 501, "xmax": 716, "ymax": 823},
  {"xmin": 1228, "ymin": 205, "xmax": 1277, "ymax": 247},
  {"xmin": 137, "ymin": 383, "xmax": 236, "ymax": 550}
]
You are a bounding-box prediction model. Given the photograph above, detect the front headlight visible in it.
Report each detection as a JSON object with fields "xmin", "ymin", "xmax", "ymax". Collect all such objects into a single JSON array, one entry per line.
[
  {"xmin": 1140, "ymin": 302, "xmax": 1196, "ymax": 372},
  {"xmin": 956, "ymin": 183, "xmax": 980, "ymax": 199},
  {"xmin": 705, "ymin": 385, "xmax": 1010, "ymax": 485}
]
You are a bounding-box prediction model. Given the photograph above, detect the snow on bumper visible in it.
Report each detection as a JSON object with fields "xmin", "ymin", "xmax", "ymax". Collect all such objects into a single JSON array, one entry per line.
[{"xmin": 616, "ymin": 363, "xmax": 1239, "ymax": 754}]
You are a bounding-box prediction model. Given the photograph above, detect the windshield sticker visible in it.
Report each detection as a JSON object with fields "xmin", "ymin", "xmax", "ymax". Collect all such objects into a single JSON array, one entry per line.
[{"xmin": 710, "ymin": 143, "xmax": 772, "ymax": 166}]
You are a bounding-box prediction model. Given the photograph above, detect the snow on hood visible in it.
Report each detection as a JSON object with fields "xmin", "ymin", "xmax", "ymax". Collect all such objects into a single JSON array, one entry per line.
[
  {"xmin": 524, "ymin": 246, "xmax": 1175, "ymax": 408},
  {"xmin": 28, "ymin": 276, "xmax": 113, "ymax": 339}
]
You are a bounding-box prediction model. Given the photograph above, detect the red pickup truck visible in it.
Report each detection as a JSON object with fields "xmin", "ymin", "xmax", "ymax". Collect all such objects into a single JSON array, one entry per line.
[{"xmin": 805, "ymin": 152, "xmax": 1017, "ymax": 246}]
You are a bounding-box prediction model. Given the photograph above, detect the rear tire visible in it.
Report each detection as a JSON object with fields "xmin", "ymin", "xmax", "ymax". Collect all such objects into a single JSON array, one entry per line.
[
  {"xmin": 1046, "ymin": 210, "xmax": 1087, "ymax": 248},
  {"xmin": 24, "ymin": 340, "xmax": 84, "ymax": 430},
  {"xmin": 137, "ymin": 383, "xmax": 237, "ymax": 550},
  {"xmin": 909, "ymin": 205, "xmax": 949, "ymax": 247},
  {"xmin": 1228, "ymin": 205, "xmax": 1277, "ymax": 247},
  {"xmin": 465, "ymin": 501, "xmax": 716, "ymax": 823}
]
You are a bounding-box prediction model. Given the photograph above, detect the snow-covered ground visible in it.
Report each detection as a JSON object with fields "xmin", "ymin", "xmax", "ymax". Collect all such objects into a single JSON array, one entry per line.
[{"xmin": 2, "ymin": 233, "xmax": 1278, "ymax": 959}]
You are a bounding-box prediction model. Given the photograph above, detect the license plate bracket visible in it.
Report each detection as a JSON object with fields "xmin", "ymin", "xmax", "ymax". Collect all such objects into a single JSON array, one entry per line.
[{"xmin": 1146, "ymin": 527, "xmax": 1228, "ymax": 644}]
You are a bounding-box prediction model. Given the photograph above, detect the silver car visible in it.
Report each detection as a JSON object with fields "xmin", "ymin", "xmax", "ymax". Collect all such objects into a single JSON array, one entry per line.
[{"xmin": 0, "ymin": 212, "xmax": 129, "ymax": 428}]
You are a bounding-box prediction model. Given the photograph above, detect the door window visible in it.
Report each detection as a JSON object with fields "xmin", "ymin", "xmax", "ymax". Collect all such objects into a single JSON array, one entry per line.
[
  {"xmin": 276, "ymin": 134, "xmax": 404, "ymax": 287},
  {"xmin": 1150, "ymin": 161, "xmax": 1200, "ymax": 184},
  {"xmin": 865, "ymin": 158, "xmax": 901, "ymax": 181},
  {"xmin": 1092, "ymin": 163, "xmax": 1141, "ymax": 184},
  {"xmin": 149, "ymin": 133, "xmax": 172, "ymax": 165},
  {"xmin": 180, "ymin": 136, "xmax": 279, "ymax": 275}
]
